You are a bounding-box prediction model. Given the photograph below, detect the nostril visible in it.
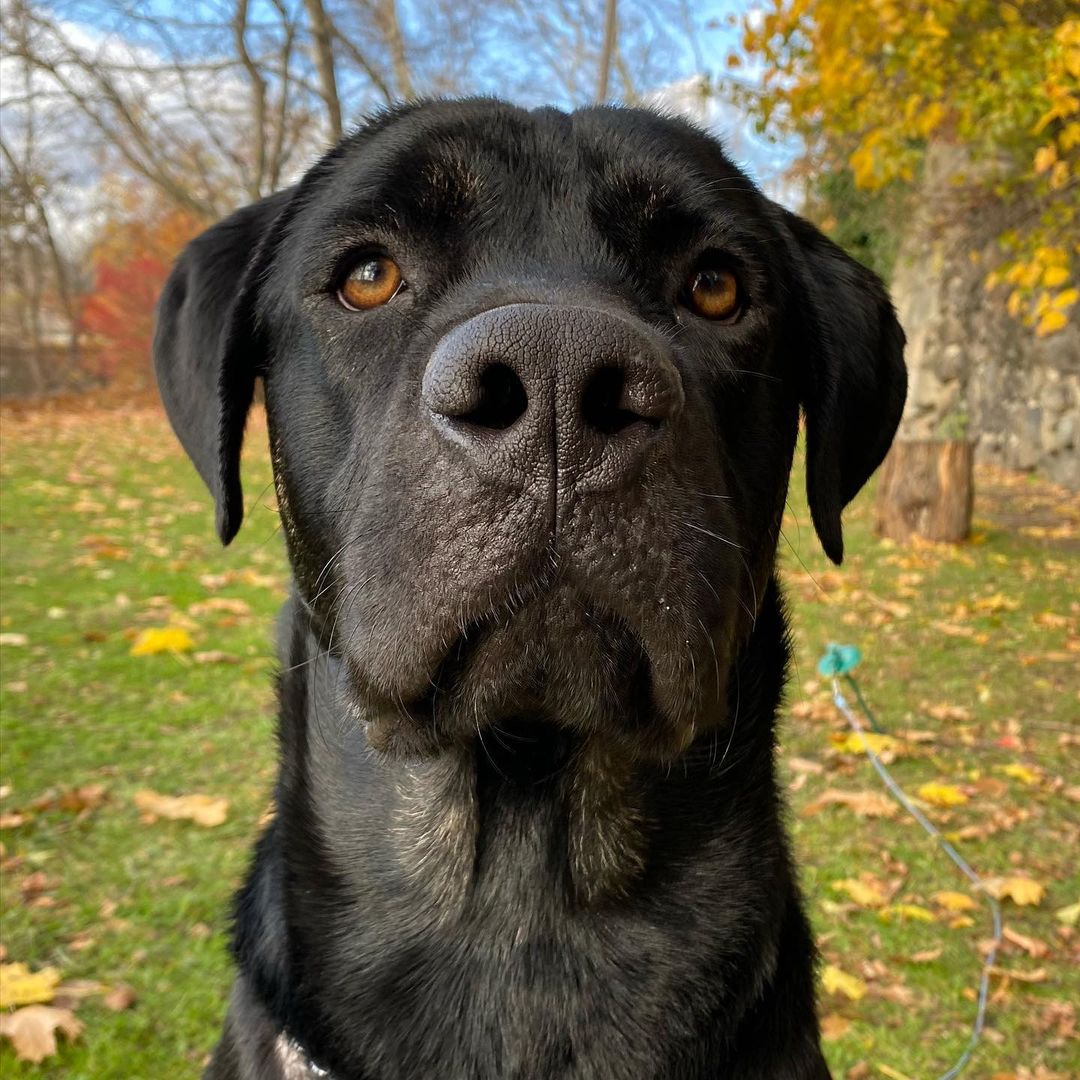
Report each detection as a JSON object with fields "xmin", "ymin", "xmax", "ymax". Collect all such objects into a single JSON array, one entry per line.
[
  {"xmin": 581, "ymin": 367, "xmax": 661, "ymax": 436},
  {"xmin": 457, "ymin": 363, "xmax": 528, "ymax": 431}
]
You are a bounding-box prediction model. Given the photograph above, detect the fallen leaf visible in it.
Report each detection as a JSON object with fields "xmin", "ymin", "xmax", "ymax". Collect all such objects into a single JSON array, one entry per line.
[
  {"xmin": 786, "ymin": 756, "xmax": 825, "ymax": 775},
  {"xmin": 0, "ymin": 633, "xmax": 29, "ymax": 647},
  {"xmin": 922, "ymin": 702, "xmax": 972, "ymax": 722},
  {"xmin": 879, "ymin": 904, "xmax": 936, "ymax": 923},
  {"xmin": 932, "ymin": 890, "xmax": 978, "ymax": 912},
  {"xmin": 803, "ymin": 789, "xmax": 897, "ymax": 819},
  {"xmin": 0, "ymin": 962, "xmax": 61, "ymax": 1007},
  {"xmin": 103, "ymin": 984, "xmax": 136, "ymax": 1011},
  {"xmin": 998, "ymin": 763, "xmax": 1039, "ymax": 786},
  {"xmin": 129, "ymin": 627, "xmax": 195, "ymax": 656},
  {"xmin": 192, "ymin": 650, "xmax": 241, "ymax": 665},
  {"xmin": 973, "ymin": 593, "xmax": 1019, "ymax": 614},
  {"xmin": 0, "ymin": 1005, "xmax": 82, "ymax": 1062},
  {"xmin": 133, "ymin": 790, "xmax": 228, "ymax": 827},
  {"xmin": 1002, "ymin": 926, "xmax": 1049, "ymax": 959},
  {"xmin": 989, "ymin": 965, "xmax": 1048, "ymax": 983},
  {"xmin": 820, "ymin": 1012, "xmax": 851, "ymax": 1040},
  {"xmin": 821, "ymin": 964, "xmax": 867, "ymax": 1001},
  {"xmin": 909, "ymin": 948, "xmax": 943, "ymax": 964},
  {"xmin": 830, "ymin": 732, "xmax": 905, "ymax": 759},
  {"xmin": 984, "ymin": 876, "xmax": 1046, "ymax": 906},
  {"xmin": 832, "ymin": 878, "xmax": 888, "ymax": 908},
  {"xmin": 917, "ymin": 782, "xmax": 968, "ymax": 807},
  {"xmin": 877, "ymin": 1065, "xmax": 916, "ymax": 1080},
  {"xmin": 1054, "ymin": 900, "xmax": 1080, "ymax": 927}
]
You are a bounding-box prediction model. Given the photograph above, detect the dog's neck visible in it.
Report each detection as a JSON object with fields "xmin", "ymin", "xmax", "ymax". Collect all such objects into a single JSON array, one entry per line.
[{"xmin": 272, "ymin": 577, "xmax": 790, "ymax": 914}]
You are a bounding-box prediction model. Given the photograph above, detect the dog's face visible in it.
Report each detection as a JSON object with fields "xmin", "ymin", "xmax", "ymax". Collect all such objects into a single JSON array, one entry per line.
[{"xmin": 155, "ymin": 100, "xmax": 905, "ymax": 760}]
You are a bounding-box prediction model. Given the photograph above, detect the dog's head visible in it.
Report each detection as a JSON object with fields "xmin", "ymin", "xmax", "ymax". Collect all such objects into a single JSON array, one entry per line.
[{"xmin": 155, "ymin": 100, "xmax": 905, "ymax": 760}]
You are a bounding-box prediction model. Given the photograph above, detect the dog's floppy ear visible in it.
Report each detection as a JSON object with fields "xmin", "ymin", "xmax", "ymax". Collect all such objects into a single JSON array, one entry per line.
[
  {"xmin": 781, "ymin": 210, "xmax": 907, "ymax": 564},
  {"xmin": 153, "ymin": 187, "xmax": 294, "ymax": 544}
]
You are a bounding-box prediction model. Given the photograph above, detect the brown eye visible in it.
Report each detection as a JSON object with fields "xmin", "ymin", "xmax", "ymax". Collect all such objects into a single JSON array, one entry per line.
[
  {"xmin": 685, "ymin": 266, "xmax": 742, "ymax": 322},
  {"xmin": 338, "ymin": 256, "xmax": 403, "ymax": 310}
]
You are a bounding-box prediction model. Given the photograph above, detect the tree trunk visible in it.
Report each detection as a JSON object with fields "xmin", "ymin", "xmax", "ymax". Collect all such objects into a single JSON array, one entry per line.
[{"xmin": 874, "ymin": 439, "xmax": 974, "ymax": 543}]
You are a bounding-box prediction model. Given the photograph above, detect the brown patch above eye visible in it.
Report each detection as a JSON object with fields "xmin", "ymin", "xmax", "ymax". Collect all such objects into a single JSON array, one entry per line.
[
  {"xmin": 338, "ymin": 256, "xmax": 403, "ymax": 310},
  {"xmin": 685, "ymin": 267, "xmax": 741, "ymax": 322}
]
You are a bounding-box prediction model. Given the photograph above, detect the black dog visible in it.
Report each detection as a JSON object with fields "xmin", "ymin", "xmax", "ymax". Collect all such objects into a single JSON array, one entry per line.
[{"xmin": 154, "ymin": 99, "xmax": 905, "ymax": 1079}]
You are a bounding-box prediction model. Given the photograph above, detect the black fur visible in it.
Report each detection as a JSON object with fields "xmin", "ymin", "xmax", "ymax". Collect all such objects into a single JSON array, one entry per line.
[{"xmin": 153, "ymin": 99, "xmax": 906, "ymax": 1079}]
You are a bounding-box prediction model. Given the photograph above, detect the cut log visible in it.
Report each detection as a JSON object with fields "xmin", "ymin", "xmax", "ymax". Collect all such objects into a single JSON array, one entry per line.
[{"xmin": 874, "ymin": 439, "xmax": 974, "ymax": 543}]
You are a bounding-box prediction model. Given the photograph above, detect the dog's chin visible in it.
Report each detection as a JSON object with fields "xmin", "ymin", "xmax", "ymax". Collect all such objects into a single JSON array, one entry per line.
[{"xmin": 338, "ymin": 585, "xmax": 730, "ymax": 762}]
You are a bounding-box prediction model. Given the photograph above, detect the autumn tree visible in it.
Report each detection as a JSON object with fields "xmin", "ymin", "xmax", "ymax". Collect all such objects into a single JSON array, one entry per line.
[
  {"xmin": 736, "ymin": 0, "xmax": 1079, "ymax": 541},
  {"xmin": 79, "ymin": 192, "xmax": 206, "ymax": 389}
]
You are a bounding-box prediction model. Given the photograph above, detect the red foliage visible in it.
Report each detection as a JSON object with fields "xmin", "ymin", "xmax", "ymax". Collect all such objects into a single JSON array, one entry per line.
[{"xmin": 80, "ymin": 204, "xmax": 205, "ymax": 388}]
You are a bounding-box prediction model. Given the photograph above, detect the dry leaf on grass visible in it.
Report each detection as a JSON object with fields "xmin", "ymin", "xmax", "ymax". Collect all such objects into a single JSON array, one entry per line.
[
  {"xmin": 829, "ymin": 732, "xmax": 906, "ymax": 759},
  {"xmin": 133, "ymin": 790, "xmax": 228, "ymax": 827},
  {"xmin": 983, "ymin": 876, "xmax": 1046, "ymax": 906},
  {"xmin": 0, "ymin": 962, "xmax": 61, "ymax": 1007},
  {"xmin": 0, "ymin": 1005, "xmax": 83, "ymax": 1062},
  {"xmin": 129, "ymin": 627, "xmax": 194, "ymax": 656},
  {"xmin": 803, "ymin": 788, "xmax": 898, "ymax": 819},
  {"xmin": 831, "ymin": 878, "xmax": 888, "ymax": 908},
  {"xmin": 819, "ymin": 1012, "xmax": 851, "ymax": 1040},
  {"xmin": 917, "ymin": 782, "xmax": 968, "ymax": 806},
  {"xmin": 932, "ymin": 890, "xmax": 978, "ymax": 912},
  {"xmin": 821, "ymin": 964, "xmax": 867, "ymax": 1001}
]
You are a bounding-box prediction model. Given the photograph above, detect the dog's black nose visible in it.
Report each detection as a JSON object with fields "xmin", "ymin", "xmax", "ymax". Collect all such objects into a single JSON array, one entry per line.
[{"xmin": 421, "ymin": 304, "xmax": 683, "ymax": 492}]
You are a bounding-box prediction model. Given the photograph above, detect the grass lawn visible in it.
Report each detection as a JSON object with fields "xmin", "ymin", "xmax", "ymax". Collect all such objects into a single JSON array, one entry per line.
[{"xmin": 1, "ymin": 398, "xmax": 1077, "ymax": 1079}]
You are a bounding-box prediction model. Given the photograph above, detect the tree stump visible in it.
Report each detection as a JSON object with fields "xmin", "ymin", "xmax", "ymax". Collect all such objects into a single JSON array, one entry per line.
[{"xmin": 874, "ymin": 439, "xmax": 974, "ymax": 543}]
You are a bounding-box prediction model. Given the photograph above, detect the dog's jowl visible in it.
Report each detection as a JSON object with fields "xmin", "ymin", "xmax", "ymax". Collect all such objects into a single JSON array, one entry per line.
[{"xmin": 154, "ymin": 99, "xmax": 905, "ymax": 1079}]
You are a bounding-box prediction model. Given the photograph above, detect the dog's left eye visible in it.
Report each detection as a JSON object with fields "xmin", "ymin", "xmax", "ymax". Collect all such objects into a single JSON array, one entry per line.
[
  {"xmin": 337, "ymin": 256, "xmax": 404, "ymax": 310},
  {"xmin": 682, "ymin": 266, "xmax": 742, "ymax": 323}
]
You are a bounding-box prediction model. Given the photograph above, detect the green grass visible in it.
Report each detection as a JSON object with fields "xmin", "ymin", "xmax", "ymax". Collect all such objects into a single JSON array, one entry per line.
[{"xmin": 1, "ymin": 400, "xmax": 1077, "ymax": 1078}]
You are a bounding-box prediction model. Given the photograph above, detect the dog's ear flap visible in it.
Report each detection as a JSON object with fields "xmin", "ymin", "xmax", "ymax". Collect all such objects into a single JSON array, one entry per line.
[
  {"xmin": 781, "ymin": 211, "xmax": 907, "ymax": 564},
  {"xmin": 153, "ymin": 188, "xmax": 294, "ymax": 544}
]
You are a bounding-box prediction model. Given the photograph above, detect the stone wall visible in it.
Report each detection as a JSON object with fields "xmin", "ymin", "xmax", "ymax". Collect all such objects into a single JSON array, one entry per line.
[{"xmin": 890, "ymin": 143, "xmax": 1079, "ymax": 490}]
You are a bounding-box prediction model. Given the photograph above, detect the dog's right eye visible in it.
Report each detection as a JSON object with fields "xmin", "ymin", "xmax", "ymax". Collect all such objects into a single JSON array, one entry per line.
[{"xmin": 337, "ymin": 256, "xmax": 404, "ymax": 310}]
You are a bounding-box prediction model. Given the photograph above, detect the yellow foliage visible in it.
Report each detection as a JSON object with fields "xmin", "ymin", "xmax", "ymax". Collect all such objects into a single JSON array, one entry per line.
[
  {"xmin": 832, "ymin": 877, "xmax": 888, "ymax": 907},
  {"xmin": 917, "ymin": 782, "xmax": 968, "ymax": 806},
  {"xmin": 879, "ymin": 903, "xmax": 937, "ymax": 923},
  {"xmin": 932, "ymin": 890, "xmax": 978, "ymax": 912},
  {"xmin": 821, "ymin": 964, "xmax": 867, "ymax": 1000},
  {"xmin": 737, "ymin": 1, "xmax": 1080, "ymax": 336},
  {"xmin": 984, "ymin": 875, "xmax": 1046, "ymax": 906},
  {"xmin": 0, "ymin": 964, "xmax": 60, "ymax": 1009},
  {"xmin": 129, "ymin": 626, "xmax": 195, "ymax": 656}
]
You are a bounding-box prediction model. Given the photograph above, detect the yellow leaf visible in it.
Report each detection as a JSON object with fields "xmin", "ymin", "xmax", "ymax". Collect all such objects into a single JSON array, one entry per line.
[
  {"xmin": 877, "ymin": 1066, "xmax": 917, "ymax": 1080},
  {"xmin": 1054, "ymin": 287, "xmax": 1079, "ymax": 309},
  {"xmin": 1036, "ymin": 308, "xmax": 1069, "ymax": 337},
  {"xmin": 832, "ymin": 878, "xmax": 888, "ymax": 907},
  {"xmin": 1055, "ymin": 900, "xmax": 1080, "ymax": 927},
  {"xmin": 984, "ymin": 876, "xmax": 1046, "ymax": 906},
  {"xmin": 1043, "ymin": 265, "xmax": 1070, "ymax": 288},
  {"xmin": 932, "ymin": 890, "xmax": 977, "ymax": 912},
  {"xmin": 0, "ymin": 1005, "xmax": 82, "ymax": 1063},
  {"xmin": 831, "ymin": 731, "xmax": 903, "ymax": 757},
  {"xmin": 879, "ymin": 904, "xmax": 936, "ymax": 923},
  {"xmin": 973, "ymin": 593, "xmax": 1018, "ymax": 613},
  {"xmin": 129, "ymin": 626, "xmax": 195, "ymax": 656},
  {"xmin": 133, "ymin": 789, "xmax": 228, "ymax": 827},
  {"xmin": 917, "ymin": 782, "xmax": 968, "ymax": 807},
  {"xmin": 949, "ymin": 915, "xmax": 975, "ymax": 929},
  {"xmin": 821, "ymin": 964, "xmax": 867, "ymax": 1001},
  {"xmin": 998, "ymin": 763, "xmax": 1038, "ymax": 785},
  {"xmin": 0, "ymin": 964, "xmax": 61, "ymax": 1008},
  {"xmin": 1034, "ymin": 145, "xmax": 1057, "ymax": 174}
]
